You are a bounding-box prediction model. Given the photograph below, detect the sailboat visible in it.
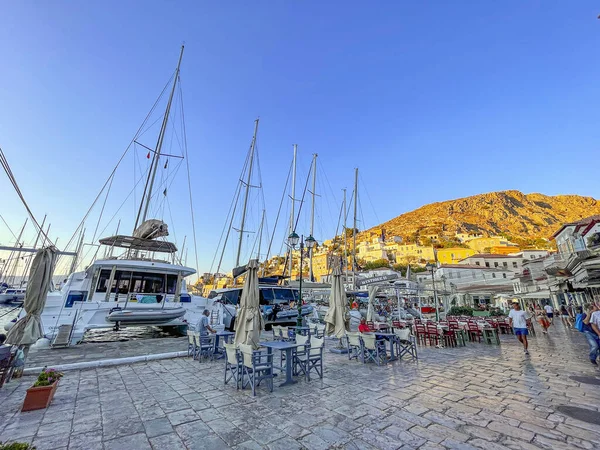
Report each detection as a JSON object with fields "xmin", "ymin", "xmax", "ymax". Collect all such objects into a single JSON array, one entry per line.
[{"xmin": 14, "ymin": 46, "xmax": 215, "ymax": 346}]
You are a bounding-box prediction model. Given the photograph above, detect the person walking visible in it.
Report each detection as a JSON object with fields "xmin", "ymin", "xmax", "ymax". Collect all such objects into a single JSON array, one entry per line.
[
  {"xmin": 509, "ymin": 300, "xmax": 530, "ymax": 355},
  {"xmin": 544, "ymin": 303, "xmax": 554, "ymax": 324},
  {"xmin": 535, "ymin": 305, "xmax": 550, "ymax": 334},
  {"xmin": 580, "ymin": 303, "xmax": 600, "ymax": 365},
  {"xmin": 560, "ymin": 304, "xmax": 571, "ymax": 328}
]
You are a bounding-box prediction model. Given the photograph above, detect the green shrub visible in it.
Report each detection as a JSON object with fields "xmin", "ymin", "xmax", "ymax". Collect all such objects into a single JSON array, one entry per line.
[
  {"xmin": 448, "ymin": 306, "xmax": 474, "ymax": 317},
  {"xmin": 0, "ymin": 442, "xmax": 36, "ymax": 450},
  {"xmin": 488, "ymin": 307, "xmax": 506, "ymax": 317},
  {"xmin": 33, "ymin": 368, "xmax": 63, "ymax": 387}
]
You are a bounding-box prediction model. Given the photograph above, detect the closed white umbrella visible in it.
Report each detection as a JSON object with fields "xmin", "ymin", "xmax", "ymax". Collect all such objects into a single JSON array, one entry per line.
[
  {"xmin": 6, "ymin": 247, "xmax": 57, "ymax": 346},
  {"xmin": 233, "ymin": 259, "xmax": 264, "ymax": 349},
  {"xmin": 325, "ymin": 266, "xmax": 348, "ymax": 338},
  {"xmin": 366, "ymin": 285, "xmax": 378, "ymax": 322}
]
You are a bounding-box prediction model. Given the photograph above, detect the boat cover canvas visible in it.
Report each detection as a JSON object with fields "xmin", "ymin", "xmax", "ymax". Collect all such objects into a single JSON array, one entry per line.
[
  {"xmin": 234, "ymin": 259, "xmax": 264, "ymax": 349},
  {"xmin": 6, "ymin": 247, "xmax": 57, "ymax": 345},
  {"xmin": 99, "ymin": 235, "xmax": 177, "ymax": 253}
]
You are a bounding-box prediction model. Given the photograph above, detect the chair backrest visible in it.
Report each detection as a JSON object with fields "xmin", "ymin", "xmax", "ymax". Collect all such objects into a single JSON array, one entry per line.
[
  {"xmin": 310, "ymin": 336, "xmax": 324, "ymax": 349},
  {"xmin": 238, "ymin": 343, "xmax": 254, "ymax": 368},
  {"xmin": 187, "ymin": 330, "xmax": 195, "ymax": 345},
  {"xmin": 347, "ymin": 332, "xmax": 361, "ymax": 347},
  {"xmin": 280, "ymin": 326, "xmax": 289, "ymax": 338},
  {"xmin": 272, "ymin": 325, "xmax": 281, "ymax": 339},
  {"xmin": 361, "ymin": 333, "xmax": 377, "ymax": 350},
  {"xmin": 468, "ymin": 322, "xmax": 479, "ymax": 331},
  {"xmin": 392, "ymin": 320, "xmax": 401, "ymax": 327},
  {"xmin": 192, "ymin": 332, "xmax": 201, "ymax": 346},
  {"xmin": 394, "ymin": 328, "xmax": 411, "ymax": 341},
  {"xmin": 309, "ymin": 337, "xmax": 324, "ymax": 356},
  {"xmin": 296, "ymin": 334, "xmax": 309, "ymax": 347},
  {"xmin": 224, "ymin": 342, "xmax": 239, "ymax": 366},
  {"xmin": 415, "ymin": 324, "xmax": 426, "ymax": 333}
]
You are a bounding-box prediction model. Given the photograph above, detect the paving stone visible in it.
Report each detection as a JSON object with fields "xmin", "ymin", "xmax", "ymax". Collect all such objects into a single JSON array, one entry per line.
[
  {"xmin": 36, "ymin": 419, "xmax": 73, "ymax": 438},
  {"xmin": 104, "ymin": 432, "xmax": 152, "ymax": 450},
  {"xmin": 267, "ymin": 436, "xmax": 303, "ymax": 450},
  {"xmin": 487, "ymin": 421, "xmax": 535, "ymax": 442},
  {"xmin": 143, "ymin": 417, "xmax": 174, "ymax": 438},
  {"xmin": 31, "ymin": 433, "xmax": 69, "ymax": 450},
  {"xmin": 149, "ymin": 432, "xmax": 187, "ymax": 450}
]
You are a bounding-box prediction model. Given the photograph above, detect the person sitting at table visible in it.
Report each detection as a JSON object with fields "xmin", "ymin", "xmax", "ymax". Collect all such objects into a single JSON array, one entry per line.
[
  {"xmin": 196, "ymin": 310, "xmax": 216, "ymax": 336},
  {"xmin": 358, "ymin": 318, "xmax": 371, "ymax": 333}
]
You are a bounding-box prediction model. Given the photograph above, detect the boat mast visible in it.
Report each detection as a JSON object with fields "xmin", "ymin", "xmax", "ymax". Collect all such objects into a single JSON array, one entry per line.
[
  {"xmin": 343, "ymin": 188, "xmax": 348, "ymax": 281},
  {"xmin": 352, "ymin": 168, "xmax": 358, "ymax": 290},
  {"xmin": 134, "ymin": 45, "xmax": 185, "ymax": 232},
  {"xmin": 308, "ymin": 153, "xmax": 317, "ymax": 281},
  {"xmin": 235, "ymin": 118, "xmax": 259, "ymax": 268},
  {"xmin": 288, "ymin": 144, "xmax": 297, "ymax": 282}
]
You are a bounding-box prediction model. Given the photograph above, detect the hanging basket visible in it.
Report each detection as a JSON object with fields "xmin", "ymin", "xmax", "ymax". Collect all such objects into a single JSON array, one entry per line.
[{"xmin": 22, "ymin": 380, "xmax": 59, "ymax": 412}]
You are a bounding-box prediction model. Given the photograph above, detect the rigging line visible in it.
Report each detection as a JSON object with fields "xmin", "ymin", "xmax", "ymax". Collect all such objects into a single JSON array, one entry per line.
[
  {"xmin": 57, "ymin": 76, "xmax": 173, "ymax": 262},
  {"xmin": 93, "ymin": 174, "xmax": 147, "ymax": 242},
  {"xmin": 0, "ymin": 150, "xmax": 51, "ymax": 247},
  {"xmin": 207, "ymin": 149, "xmax": 249, "ymax": 273},
  {"xmin": 0, "ymin": 214, "xmax": 18, "ymax": 242},
  {"xmin": 282, "ymin": 158, "xmax": 314, "ymax": 277},
  {"xmin": 359, "ymin": 172, "xmax": 380, "ymax": 226},
  {"xmin": 265, "ymin": 161, "xmax": 292, "ymax": 267},
  {"xmin": 90, "ymin": 172, "xmax": 115, "ymax": 245},
  {"xmin": 213, "ymin": 130, "xmax": 254, "ymax": 274},
  {"xmin": 293, "ymin": 158, "xmax": 314, "ymax": 232},
  {"xmin": 178, "ymin": 81, "xmax": 200, "ymax": 279}
]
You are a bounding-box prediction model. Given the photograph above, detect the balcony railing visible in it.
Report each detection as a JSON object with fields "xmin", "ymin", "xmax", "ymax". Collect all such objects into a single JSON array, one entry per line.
[{"xmin": 542, "ymin": 253, "xmax": 569, "ymax": 270}]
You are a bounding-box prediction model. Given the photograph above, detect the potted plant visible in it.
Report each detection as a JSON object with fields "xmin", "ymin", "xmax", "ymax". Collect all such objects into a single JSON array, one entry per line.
[
  {"xmin": 0, "ymin": 442, "xmax": 36, "ymax": 450},
  {"xmin": 21, "ymin": 368, "xmax": 63, "ymax": 412}
]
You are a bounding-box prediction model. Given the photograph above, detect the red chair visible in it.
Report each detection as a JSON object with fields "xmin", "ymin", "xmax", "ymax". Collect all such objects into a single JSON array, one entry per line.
[
  {"xmin": 498, "ymin": 319, "xmax": 511, "ymax": 334},
  {"xmin": 467, "ymin": 322, "xmax": 482, "ymax": 343},
  {"xmin": 414, "ymin": 324, "xmax": 427, "ymax": 345},
  {"xmin": 425, "ymin": 323, "xmax": 440, "ymax": 346}
]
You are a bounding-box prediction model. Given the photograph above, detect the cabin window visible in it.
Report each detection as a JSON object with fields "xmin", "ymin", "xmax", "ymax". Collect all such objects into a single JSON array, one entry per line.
[
  {"xmin": 116, "ymin": 271, "xmax": 132, "ymax": 294},
  {"xmin": 273, "ymin": 289, "xmax": 295, "ymax": 303},
  {"xmin": 222, "ymin": 290, "xmax": 241, "ymax": 305},
  {"xmin": 141, "ymin": 274, "xmax": 164, "ymax": 293},
  {"xmin": 166, "ymin": 275, "xmax": 178, "ymax": 294},
  {"xmin": 260, "ymin": 288, "xmax": 274, "ymax": 305},
  {"xmin": 95, "ymin": 269, "xmax": 112, "ymax": 293}
]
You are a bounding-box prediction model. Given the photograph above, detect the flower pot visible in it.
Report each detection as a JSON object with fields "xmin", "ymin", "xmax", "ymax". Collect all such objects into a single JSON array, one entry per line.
[{"xmin": 22, "ymin": 380, "xmax": 59, "ymax": 412}]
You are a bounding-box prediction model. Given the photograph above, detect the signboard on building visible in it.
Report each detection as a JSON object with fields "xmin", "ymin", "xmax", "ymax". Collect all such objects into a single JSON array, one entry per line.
[{"xmin": 355, "ymin": 273, "xmax": 399, "ymax": 287}]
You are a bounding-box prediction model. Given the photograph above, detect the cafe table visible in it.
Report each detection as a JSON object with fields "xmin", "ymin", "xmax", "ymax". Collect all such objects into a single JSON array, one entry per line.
[
  {"xmin": 372, "ymin": 332, "xmax": 398, "ymax": 361},
  {"xmin": 260, "ymin": 341, "xmax": 301, "ymax": 386},
  {"xmin": 213, "ymin": 331, "xmax": 236, "ymax": 358}
]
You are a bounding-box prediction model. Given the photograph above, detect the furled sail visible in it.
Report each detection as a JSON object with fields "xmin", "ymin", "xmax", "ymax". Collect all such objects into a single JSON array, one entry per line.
[{"xmin": 133, "ymin": 220, "xmax": 169, "ymax": 240}]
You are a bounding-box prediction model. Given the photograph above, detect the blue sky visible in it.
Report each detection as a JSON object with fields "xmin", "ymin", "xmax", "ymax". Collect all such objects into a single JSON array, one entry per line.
[{"xmin": 1, "ymin": 2, "xmax": 600, "ymax": 277}]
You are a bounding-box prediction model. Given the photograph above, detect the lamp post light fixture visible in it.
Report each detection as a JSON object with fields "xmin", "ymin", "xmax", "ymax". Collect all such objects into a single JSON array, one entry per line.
[
  {"xmin": 425, "ymin": 262, "xmax": 439, "ymax": 322},
  {"xmin": 288, "ymin": 232, "xmax": 317, "ymax": 327}
]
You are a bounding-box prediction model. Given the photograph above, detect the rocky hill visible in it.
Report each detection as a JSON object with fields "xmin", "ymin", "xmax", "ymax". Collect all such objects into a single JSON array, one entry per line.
[{"xmin": 364, "ymin": 190, "xmax": 600, "ymax": 244}]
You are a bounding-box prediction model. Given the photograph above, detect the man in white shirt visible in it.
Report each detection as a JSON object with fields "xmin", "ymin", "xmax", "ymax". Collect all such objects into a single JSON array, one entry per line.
[
  {"xmin": 544, "ymin": 303, "xmax": 554, "ymax": 324},
  {"xmin": 508, "ymin": 300, "xmax": 530, "ymax": 355}
]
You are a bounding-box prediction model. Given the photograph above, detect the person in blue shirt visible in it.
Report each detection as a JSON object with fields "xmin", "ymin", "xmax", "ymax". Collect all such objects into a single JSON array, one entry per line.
[
  {"xmin": 196, "ymin": 310, "xmax": 216, "ymax": 336},
  {"xmin": 582, "ymin": 303, "xmax": 600, "ymax": 366}
]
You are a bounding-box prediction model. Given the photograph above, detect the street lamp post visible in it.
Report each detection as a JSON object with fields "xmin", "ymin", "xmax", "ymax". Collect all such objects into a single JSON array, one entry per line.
[
  {"xmin": 426, "ymin": 262, "xmax": 439, "ymax": 322},
  {"xmin": 288, "ymin": 232, "xmax": 317, "ymax": 328}
]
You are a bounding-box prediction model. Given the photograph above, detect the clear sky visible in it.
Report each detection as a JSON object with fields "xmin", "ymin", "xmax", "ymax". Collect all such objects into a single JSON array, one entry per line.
[{"xmin": 1, "ymin": 2, "xmax": 600, "ymax": 277}]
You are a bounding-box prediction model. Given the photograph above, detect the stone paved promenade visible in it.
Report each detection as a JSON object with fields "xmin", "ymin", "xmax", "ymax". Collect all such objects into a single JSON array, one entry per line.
[{"xmin": 1, "ymin": 322, "xmax": 599, "ymax": 450}]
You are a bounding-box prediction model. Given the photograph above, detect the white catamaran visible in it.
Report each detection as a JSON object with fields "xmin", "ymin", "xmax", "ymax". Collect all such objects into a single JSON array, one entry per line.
[{"xmin": 13, "ymin": 46, "xmax": 220, "ymax": 346}]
